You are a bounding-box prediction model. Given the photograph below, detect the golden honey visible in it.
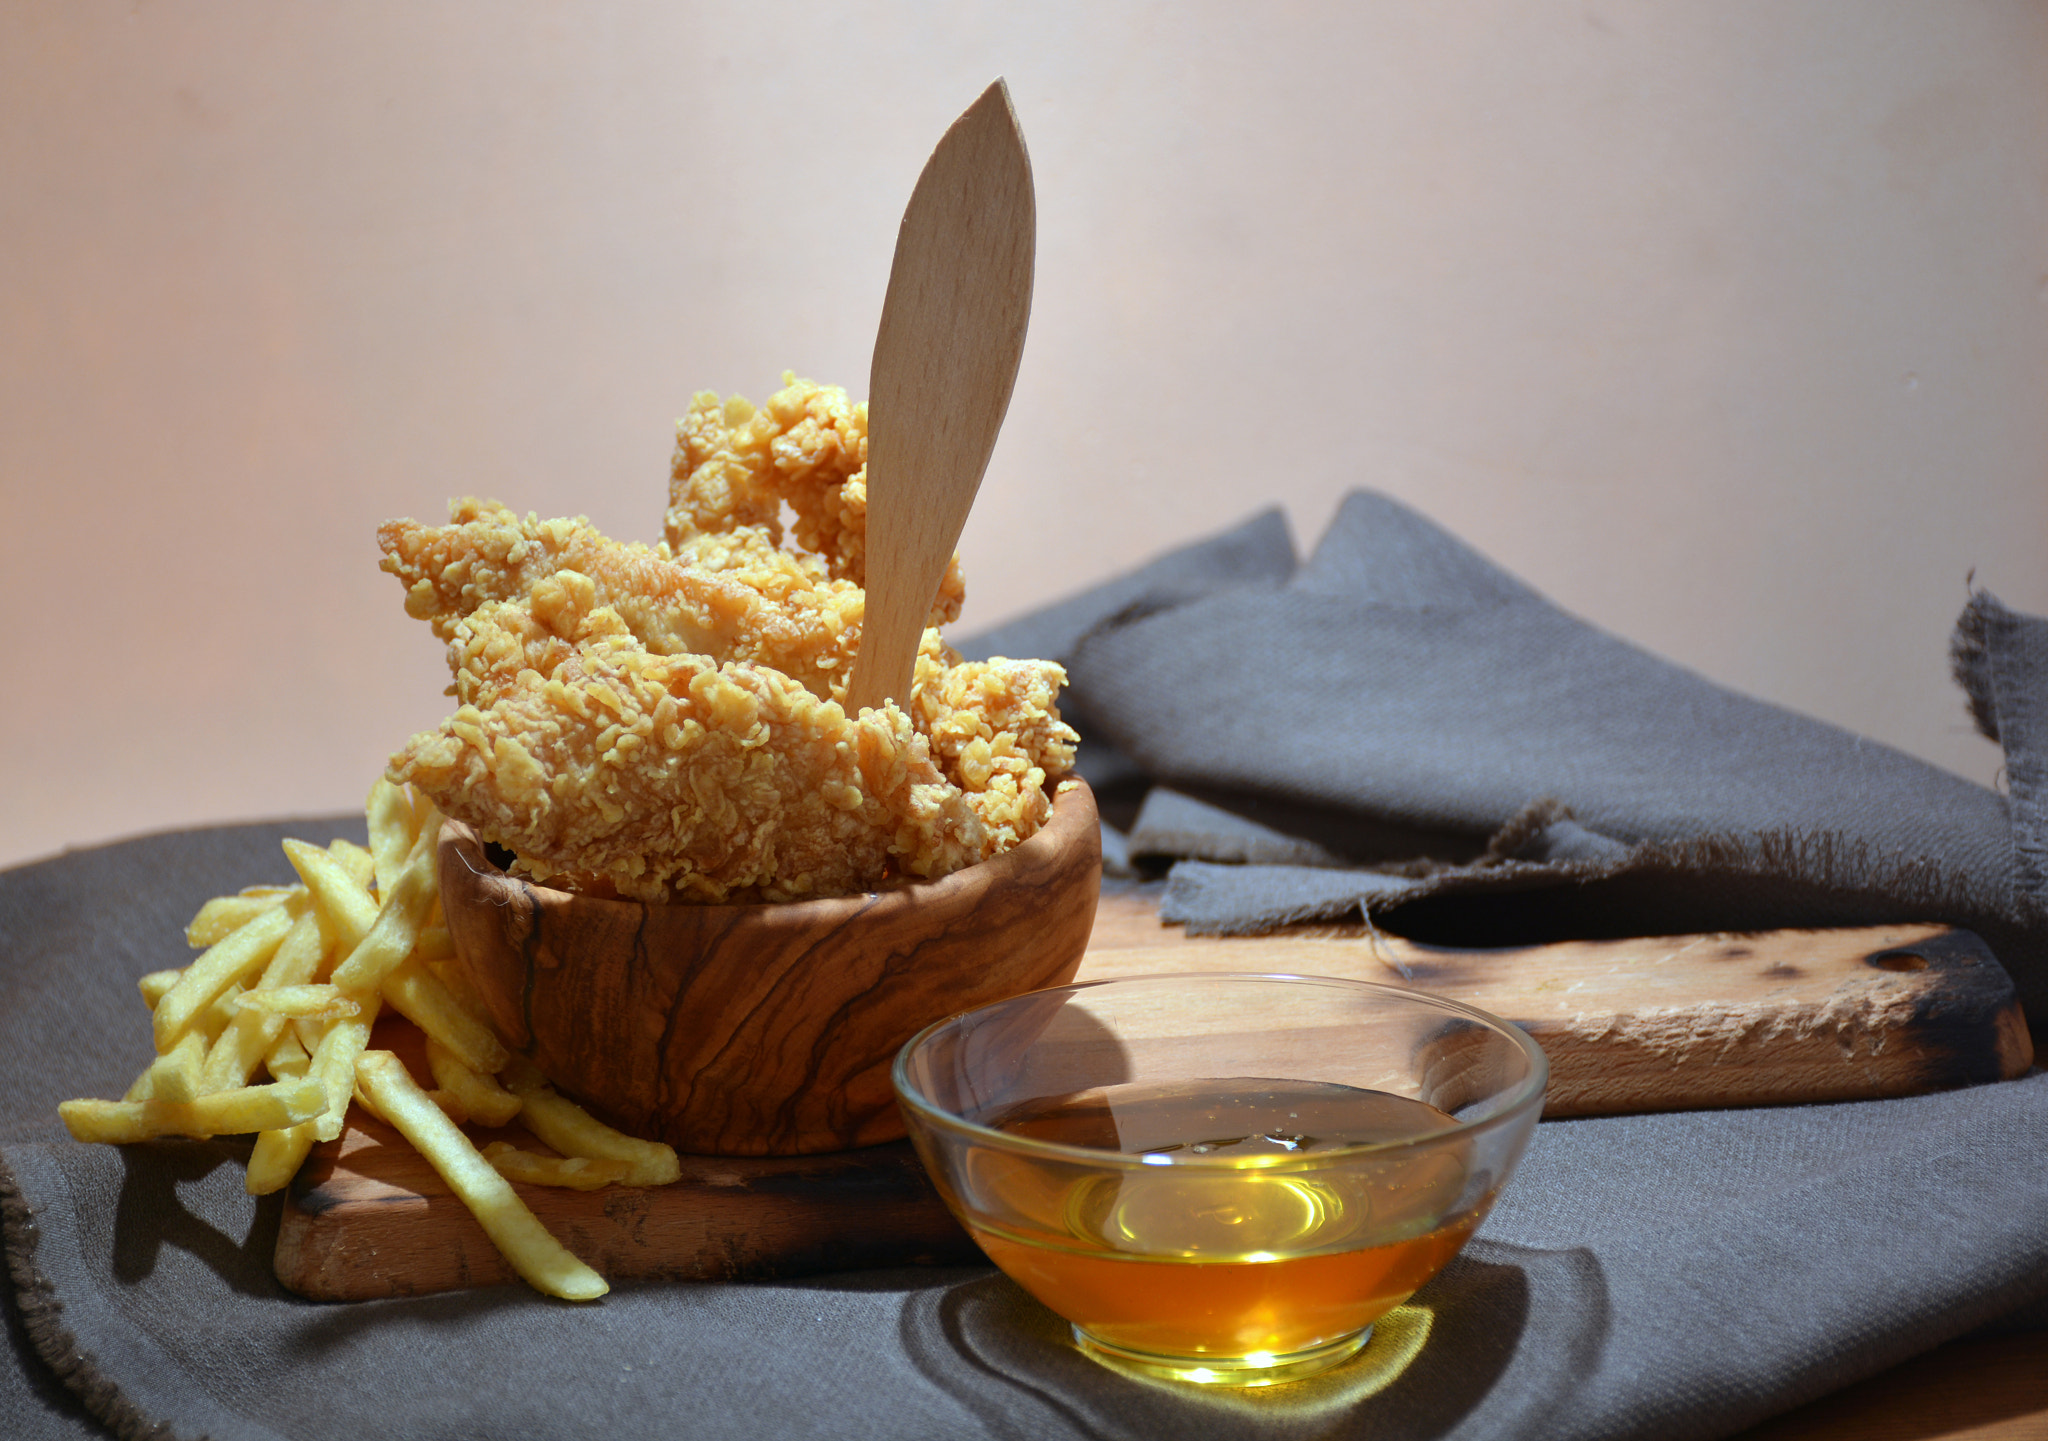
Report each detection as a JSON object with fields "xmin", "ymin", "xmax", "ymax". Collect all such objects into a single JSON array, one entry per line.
[{"xmin": 960, "ymin": 1080, "xmax": 1481, "ymax": 1366}]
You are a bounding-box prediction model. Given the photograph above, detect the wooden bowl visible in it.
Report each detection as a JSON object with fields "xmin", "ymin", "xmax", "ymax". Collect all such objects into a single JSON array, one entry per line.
[{"xmin": 437, "ymin": 779, "xmax": 1101, "ymax": 1156}]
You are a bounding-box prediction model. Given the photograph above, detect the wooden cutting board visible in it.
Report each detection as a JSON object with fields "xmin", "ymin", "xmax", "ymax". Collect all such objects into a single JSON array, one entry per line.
[{"xmin": 273, "ymin": 890, "xmax": 2033, "ymax": 1300}]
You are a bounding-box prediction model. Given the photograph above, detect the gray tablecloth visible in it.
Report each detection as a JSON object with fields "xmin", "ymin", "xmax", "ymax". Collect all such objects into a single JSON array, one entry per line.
[{"xmin": 7, "ymin": 492, "xmax": 2047, "ymax": 1440}]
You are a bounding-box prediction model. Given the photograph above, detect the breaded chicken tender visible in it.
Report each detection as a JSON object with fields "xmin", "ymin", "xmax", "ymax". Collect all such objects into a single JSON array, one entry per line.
[
  {"xmin": 667, "ymin": 376, "xmax": 966, "ymax": 624},
  {"xmin": 380, "ymin": 501, "xmax": 867, "ymax": 702},
  {"xmin": 381, "ymin": 375, "xmax": 1076, "ymax": 904}
]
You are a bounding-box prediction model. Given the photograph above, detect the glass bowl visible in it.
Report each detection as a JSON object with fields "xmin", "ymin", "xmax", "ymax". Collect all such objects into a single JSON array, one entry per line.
[{"xmin": 893, "ymin": 972, "xmax": 1547, "ymax": 1386}]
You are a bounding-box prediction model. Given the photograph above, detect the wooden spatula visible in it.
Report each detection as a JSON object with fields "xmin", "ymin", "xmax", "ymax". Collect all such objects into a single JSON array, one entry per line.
[{"xmin": 844, "ymin": 78, "xmax": 1035, "ymax": 716}]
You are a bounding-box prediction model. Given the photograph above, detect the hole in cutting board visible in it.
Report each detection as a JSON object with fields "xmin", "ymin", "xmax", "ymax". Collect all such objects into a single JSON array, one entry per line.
[{"xmin": 1868, "ymin": 951, "xmax": 1930, "ymax": 972}]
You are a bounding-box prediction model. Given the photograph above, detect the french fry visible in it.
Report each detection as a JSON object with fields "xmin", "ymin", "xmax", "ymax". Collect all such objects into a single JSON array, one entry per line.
[
  {"xmin": 380, "ymin": 956, "xmax": 507, "ymax": 1074},
  {"xmin": 137, "ymin": 969, "xmax": 183, "ymax": 1011},
  {"xmin": 305, "ymin": 993, "xmax": 381, "ymax": 1143},
  {"xmin": 200, "ymin": 982, "xmax": 248, "ymax": 1040},
  {"xmin": 354, "ymin": 1051, "xmax": 607, "ymax": 1301},
  {"xmin": 185, "ymin": 887, "xmax": 297, "ymax": 948},
  {"xmin": 201, "ymin": 1021, "xmax": 288, "ymax": 1095},
  {"xmin": 141, "ymin": 980, "xmax": 252, "ymax": 1102},
  {"xmin": 330, "ymin": 815, "xmax": 442, "ymax": 991},
  {"xmin": 428, "ymin": 1089, "xmax": 470, "ymax": 1125},
  {"xmin": 425, "ymin": 956, "xmax": 487, "ymax": 1017},
  {"xmin": 60, "ymin": 1077, "xmax": 328, "ymax": 1144},
  {"xmin": 354, "ymin": 1079, "xmax": 469, "ymax": 1128},
  {"xmin": 265, "ymin": 1027, "xmax": 312, "ymax": 1080},
  {"xmin": 235, "ymin": 984, "xmax": 360, "ymax": 1021},
  {"xmin": 247, "ymin": 1029, "xmax": 319, "ymax": 1193},
  {"xmin": 140, "ymin": 1029, "xmax": 210, "ymax": 1104},
  {"xmin": 152, "ymin": 903, "xmax": 298, "ymax": 1054},
  {"xmin": 426, "ymin": 1038, "xmax": 522, "ymax": 1127},
  {"xmin": 349, "ymin": 1080, "xmax": 384, "ymax": 1125},
  {"xmin": 329, "ymin": 838, "xmax": 377, "ymax": 892},
  {"xmin": 482, "ymin": 1142, "xmax": 630, "ymax": 1191},
  {"xmin": 200, "ymin": 909, "xmax": 330, "ymax": 1094},
  {"xmin": 67, "ymin": 782, "xmax": 677, "ymax": 1297},
  {"xmin": 245, "ymin": 1124, "xmax": 316, "ymax": 1195},
  {"xmin": 265, "ymin": 906, "xmax": 333, "ymax": 983},
  {"xmin": 283, "ymin": 839, "xmax": 379, "ymax": 955},
  {"xmin": 365, "ymin": 777, "xmax": 419, "ymax": 898},
  {"xmin": 506, "ymin": 1064, "xmax": 680, "ymax": 1187}
]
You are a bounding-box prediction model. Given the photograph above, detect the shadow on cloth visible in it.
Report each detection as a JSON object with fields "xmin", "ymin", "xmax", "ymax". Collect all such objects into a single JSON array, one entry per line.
[
  {"xmin": 897, "ymin": 1238, "xmax": 1610, "ymax": 1440},
  {"xmin": 112, "ymin": 1140, "xmax": 283, "ymax": 1299},
  {"xmin": 278, "ymin": 1276, "xmax": 578, "ymax": 1358}
]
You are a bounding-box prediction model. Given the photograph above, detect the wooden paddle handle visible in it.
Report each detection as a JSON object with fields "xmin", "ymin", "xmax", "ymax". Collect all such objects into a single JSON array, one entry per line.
[{"xmin": 848, "ymin": 79, "xmax": 1035, "ymax": 714}]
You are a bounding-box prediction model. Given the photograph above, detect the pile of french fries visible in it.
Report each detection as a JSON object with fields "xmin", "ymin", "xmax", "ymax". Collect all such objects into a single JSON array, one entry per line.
[{"xmin": 58, "ymin": 780, "xmax": 679, "ymax": 1302}]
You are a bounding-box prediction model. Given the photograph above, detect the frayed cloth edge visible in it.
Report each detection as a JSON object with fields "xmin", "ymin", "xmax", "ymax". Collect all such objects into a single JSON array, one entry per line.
[
  {"xmin": 1950, "ymin": 588, "xmax": 2008, "ymax": 745},
  {"xmin": 1162, "ymin": 824, "xmax": 2015, "ymax": 946},
  {"xmin": 1385, "ymin": 824, "xmax": 2011, "ymax": 933},
  {"xmin": 1173, "ymin": 893, "xmax": 1398, "ymax": 938},
  {"xmin": 1, "ymin": 1149, "xmax": 193, "ymax": 1441}
]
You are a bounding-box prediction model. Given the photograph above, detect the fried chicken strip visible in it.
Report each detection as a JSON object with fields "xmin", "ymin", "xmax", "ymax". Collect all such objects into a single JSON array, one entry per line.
[
  {"xmin": 668, "ymin": 375, "xmax": 966, "ymax": 625},
  {"xmin": 906, "ymin": 638, "xmax": 1077, "ymax": 852},
  {"xmin": 379, "ymin": 502, "xmax": 866, "ymax": 701},
  {"xmin": 390, "ymin": 590, "xmax": 989, "ymax": 903},
  {"xmin": 381, "ymin": 373, "xmax": 1074, "ymax": 903}
]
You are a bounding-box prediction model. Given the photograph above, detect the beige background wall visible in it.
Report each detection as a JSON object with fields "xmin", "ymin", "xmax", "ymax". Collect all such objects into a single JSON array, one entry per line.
[{"xmin": 4, "ymin": 2, "xmax": 2046, "ymax": 871}]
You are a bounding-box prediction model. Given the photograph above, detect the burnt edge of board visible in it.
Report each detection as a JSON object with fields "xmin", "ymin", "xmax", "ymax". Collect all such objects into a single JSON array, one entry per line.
[{"xmin": 1864, "ymin": 928, "xmax": 2034, "ymax": 1087}]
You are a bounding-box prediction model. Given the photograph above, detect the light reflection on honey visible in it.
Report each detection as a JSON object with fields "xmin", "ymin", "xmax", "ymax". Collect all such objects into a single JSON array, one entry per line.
[
  {"xmin": 1097, "ymin": 1304, "xmax": 1441, "ymax": 1410},
  {"xmin": 957, "ymin": 1079, "xmax": 1484, "ymax": 1375}
]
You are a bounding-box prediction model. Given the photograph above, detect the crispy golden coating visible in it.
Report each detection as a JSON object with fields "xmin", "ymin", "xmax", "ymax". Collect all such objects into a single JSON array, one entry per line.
[
  {"xmin": 908, "ymin": 643, "xmax": 1073, "ymax": 856},
  {"xmin": 390, "ymin": 590, "xmax": 987, "ymax": 902},
  {"xmin": 667, "ymin": 376, "xmax": 966, "ymax": 626},
  {"xmin": 379, "ymin": 502, "xmax": 866, "ymax": 701},
  {"xmin": 380, "ymin": 375, "xmax": 1075, "ymax": 903}
]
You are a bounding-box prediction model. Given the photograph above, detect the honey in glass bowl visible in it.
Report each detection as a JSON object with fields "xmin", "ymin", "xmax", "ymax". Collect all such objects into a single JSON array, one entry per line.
[{"xmin": 894, "ymin": 975, "xmax": 1546, "ymax": 1386}]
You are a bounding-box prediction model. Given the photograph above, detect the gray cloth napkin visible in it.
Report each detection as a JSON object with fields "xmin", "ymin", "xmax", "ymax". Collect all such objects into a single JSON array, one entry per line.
[
  {"xmin": 7, "ymin": 494, "xmax": 2048, "ymax": 1440},
  {"xmin": 1026, "ymin": 492, "xmax": 2046, "ymax": 1028}
]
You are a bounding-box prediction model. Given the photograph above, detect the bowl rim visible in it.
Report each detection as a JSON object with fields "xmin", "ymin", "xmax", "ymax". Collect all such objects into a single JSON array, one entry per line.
[{"xmin": 891, "ymin": 970, "xmax": 1550, "ymax": 1170}]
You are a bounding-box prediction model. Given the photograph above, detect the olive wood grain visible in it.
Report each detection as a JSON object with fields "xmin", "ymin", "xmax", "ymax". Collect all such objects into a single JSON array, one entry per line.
[{"xmin": 439, "ymin": 779, "xmax": 1101, "ymax": 1157}]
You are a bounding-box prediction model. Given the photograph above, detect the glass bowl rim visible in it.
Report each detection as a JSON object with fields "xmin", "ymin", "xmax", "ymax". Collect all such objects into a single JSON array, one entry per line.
[{"xmin": 891, "ymin": 970, "xmax": 1550, "ymax": 1170}]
